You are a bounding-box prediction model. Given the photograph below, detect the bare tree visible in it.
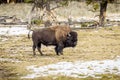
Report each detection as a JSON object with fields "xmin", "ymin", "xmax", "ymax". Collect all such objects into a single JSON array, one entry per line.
[
  {"xmin": 86, "ymin": 0, "xmax": 118, "ymax": 27},
  {"xmin": 29, "ymin": 0, "xmax": 69, "ymax": 27}
]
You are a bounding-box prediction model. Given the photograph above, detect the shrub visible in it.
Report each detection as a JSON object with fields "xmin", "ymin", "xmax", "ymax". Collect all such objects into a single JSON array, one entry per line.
[
  {"xmin": 32, "ymin": 19, "xmax": 43, "ymax": 25},
  {"xmin": 24, "ymin": 0, "xmax": 33, "ymax": 3}
]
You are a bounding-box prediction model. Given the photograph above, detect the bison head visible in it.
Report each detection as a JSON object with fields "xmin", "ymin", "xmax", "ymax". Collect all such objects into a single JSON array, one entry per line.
[{"xmin": 64, "ymin": 31, "xmax": 78, "ymax": 47}]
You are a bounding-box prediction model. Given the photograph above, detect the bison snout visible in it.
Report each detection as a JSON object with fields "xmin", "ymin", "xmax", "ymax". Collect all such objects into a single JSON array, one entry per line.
[{"xmin": 72, "ymin": 42, "xmax": 77, "ymax": 47}]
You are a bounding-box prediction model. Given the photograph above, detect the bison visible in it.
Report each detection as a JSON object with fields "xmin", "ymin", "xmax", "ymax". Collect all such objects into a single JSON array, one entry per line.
[{"xmin": 28, "ymin": 26, "xmax": 78, "ymax": 56}]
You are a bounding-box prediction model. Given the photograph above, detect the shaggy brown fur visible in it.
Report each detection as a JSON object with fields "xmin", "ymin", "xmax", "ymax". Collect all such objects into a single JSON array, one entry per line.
[{"xmin": 50, "ymin": 25, "xmax": 71, "ymax": 42}]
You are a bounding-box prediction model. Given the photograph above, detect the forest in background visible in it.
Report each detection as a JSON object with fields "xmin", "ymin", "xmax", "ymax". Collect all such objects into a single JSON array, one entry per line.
[{"xmin": 0, "ymin": 0, "xmax": 120, "ymax": 28}]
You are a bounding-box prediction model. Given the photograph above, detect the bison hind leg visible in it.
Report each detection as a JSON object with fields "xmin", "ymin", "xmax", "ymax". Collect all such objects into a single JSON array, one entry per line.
[
  {"xmin": 33, "ymin": 44, "xmax": 36, "ymax": 56},
  {"xmin": 37, "ymin": 43, "xmax": 43, "ymax": 56}
]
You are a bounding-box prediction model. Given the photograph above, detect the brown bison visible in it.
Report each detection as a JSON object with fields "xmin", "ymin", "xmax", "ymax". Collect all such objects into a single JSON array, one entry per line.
[{"xmin": 28, "ymin": 25, "xmax": 77, "ymax": 56}]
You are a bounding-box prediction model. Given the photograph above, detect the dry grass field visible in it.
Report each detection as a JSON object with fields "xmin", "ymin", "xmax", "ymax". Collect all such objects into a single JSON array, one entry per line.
[{"xmin": 0, "ymin": 26, "xmax": 120, "ymax": 80}]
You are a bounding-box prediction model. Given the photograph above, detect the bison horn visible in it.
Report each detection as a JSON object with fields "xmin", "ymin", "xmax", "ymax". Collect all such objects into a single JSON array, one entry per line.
[{"xmin": 67, "ymin": 33, "xmax": 71, "ymax": 37}]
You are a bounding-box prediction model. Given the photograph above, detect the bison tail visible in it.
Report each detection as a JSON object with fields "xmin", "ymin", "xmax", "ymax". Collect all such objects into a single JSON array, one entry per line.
[{"xmin": 28, "ymin": 30, "xmax": 33, "ymax": 39}]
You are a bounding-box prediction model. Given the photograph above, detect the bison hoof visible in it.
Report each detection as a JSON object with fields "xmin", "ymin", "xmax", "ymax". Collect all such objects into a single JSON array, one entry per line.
[
  {"xmin": 40, "ymin": 54, "xmax": 44, "ymax": 56},
  {"xmin": 33, "ymin": 54, "xmax": 36, "ymax": 56},
  {"xmin": 56, "ymin": 54, "xmax": 60, "ymax": 56},
  {"xmin": 61, "ymin": 53, "xmax": 63, "ymax": 55}
]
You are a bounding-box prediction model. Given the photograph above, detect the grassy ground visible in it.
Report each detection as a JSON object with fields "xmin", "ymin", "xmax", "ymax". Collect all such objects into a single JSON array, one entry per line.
[{"xmin": 0, "ymin": 26, "xmax": 120, "ymax": 80}]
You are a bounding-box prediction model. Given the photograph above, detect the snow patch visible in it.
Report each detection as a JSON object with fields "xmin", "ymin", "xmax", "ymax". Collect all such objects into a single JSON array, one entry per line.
[
  {"xmin": 22, "ymin": 57, "xmax": 120, "ymax": 79},
  {"xmin": 0, "ymin": 26, "xmax": 29, "ymax": 36},
  {"xmin": 0, "ymin": 58, "xmax": 21, "ymax": 63}
]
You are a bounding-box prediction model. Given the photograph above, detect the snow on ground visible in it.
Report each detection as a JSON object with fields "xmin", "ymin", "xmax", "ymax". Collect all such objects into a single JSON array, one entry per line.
[
  {"xmin": 0, "ymin": 58, "xmax": 21, "ymax": 63},
  {"xmin": 0, "ymin": 26, "xmax": 29, "ymax": 36},
  {"xmin": 22, "ymin": 56, "xmax": 120, "ymax": 79}
]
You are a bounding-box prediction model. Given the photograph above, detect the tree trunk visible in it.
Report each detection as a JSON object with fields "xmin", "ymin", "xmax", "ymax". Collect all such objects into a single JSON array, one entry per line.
[
  {"xmin": 99, "ymin": 1, "xmax": 108, "ymax": 27},
  {"xmin": 45, "ymin": 0, "xmax": 52, "ymax": 27}
]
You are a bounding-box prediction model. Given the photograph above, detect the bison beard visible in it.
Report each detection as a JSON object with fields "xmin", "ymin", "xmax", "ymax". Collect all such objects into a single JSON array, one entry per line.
[{"xmin": 28, "ymin": 26, "xmax": 77, "ymax": 56}]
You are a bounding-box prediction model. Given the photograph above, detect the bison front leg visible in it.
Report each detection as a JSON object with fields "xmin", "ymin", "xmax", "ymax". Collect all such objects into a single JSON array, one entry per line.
[
  {"xmin": 55, "ymin": 46, "xmax": 59, "ymax": 55},
  {"xmin": 55, "ymin": 43, "xmax": 64, "ymax": 55}
]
